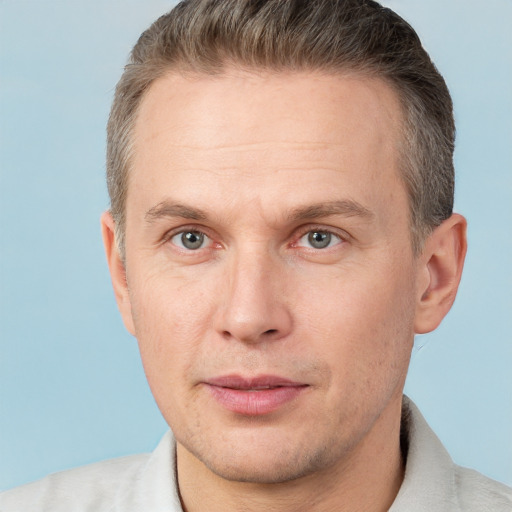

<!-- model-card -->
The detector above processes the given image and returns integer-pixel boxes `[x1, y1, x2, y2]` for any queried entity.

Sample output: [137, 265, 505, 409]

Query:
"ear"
[100, 211, 136, 336]
[414, 213, 467, 334]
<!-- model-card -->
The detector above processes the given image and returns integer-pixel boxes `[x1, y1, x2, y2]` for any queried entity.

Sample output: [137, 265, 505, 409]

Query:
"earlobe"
[100, 211, 136, 336]
[414, 214, 467, 334]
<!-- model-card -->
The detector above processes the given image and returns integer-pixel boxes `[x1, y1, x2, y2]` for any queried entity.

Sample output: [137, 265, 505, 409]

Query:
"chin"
[187, 435, 338, 485]
[205, 458, 319, 484]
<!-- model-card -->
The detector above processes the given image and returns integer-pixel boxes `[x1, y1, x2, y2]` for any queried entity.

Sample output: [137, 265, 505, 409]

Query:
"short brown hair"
[107, 0, 455, 257]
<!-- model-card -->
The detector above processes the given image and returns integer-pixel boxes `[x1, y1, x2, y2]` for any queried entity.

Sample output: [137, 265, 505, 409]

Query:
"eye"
[297, 230, 342, 249]
[170, 230, 211, 250]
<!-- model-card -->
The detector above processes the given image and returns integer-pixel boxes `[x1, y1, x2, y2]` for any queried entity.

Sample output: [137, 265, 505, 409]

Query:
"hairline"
[113, 64, 429, 261]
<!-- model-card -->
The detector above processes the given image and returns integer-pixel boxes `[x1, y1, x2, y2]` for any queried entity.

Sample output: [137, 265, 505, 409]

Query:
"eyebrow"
[145, 201, 207, 222]
[144, 198, 374, 224]
[287, 200, 374, 222]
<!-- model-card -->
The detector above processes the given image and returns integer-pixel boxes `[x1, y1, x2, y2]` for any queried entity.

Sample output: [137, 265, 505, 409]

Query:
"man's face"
[120, 70, 422, 482]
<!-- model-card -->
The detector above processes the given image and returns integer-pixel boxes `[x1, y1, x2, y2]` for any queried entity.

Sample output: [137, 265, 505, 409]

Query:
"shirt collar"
[390, 396, 460, 511]
[113, 430, 183, 512]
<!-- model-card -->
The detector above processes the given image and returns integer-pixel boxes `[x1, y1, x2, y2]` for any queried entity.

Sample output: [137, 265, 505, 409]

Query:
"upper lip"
[205, 374, 307, 390]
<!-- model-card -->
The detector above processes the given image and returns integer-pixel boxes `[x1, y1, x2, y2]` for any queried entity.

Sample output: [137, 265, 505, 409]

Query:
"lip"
[204, 374, 309, 416]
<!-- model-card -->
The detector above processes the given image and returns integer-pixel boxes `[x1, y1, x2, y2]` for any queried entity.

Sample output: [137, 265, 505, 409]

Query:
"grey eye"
[182, 231, 204, 249]
[307, 231, 332, 249]
[171, 230, 207, 250]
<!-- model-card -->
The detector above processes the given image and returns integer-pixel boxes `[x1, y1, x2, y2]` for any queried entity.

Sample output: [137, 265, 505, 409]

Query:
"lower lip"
[206, 385, 307, 416]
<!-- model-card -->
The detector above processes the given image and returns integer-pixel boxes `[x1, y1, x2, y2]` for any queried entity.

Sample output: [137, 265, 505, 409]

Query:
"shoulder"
[0, 431, 181, 512]
[0, 453, 149, 512]
[454, 465, 512, 511]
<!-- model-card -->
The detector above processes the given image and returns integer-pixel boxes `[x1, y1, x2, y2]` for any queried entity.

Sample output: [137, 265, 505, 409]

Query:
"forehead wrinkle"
[139, 137, 345, 152]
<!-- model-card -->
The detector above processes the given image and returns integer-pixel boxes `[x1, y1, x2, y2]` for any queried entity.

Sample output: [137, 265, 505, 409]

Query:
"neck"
[177, 397, 405, 512]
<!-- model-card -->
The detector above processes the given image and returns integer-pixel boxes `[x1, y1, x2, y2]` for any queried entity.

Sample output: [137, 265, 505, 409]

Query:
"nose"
[213, 249, 293, 344]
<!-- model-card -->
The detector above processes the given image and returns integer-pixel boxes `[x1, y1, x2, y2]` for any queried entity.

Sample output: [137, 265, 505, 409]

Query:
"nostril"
[264, 329, 278, 335]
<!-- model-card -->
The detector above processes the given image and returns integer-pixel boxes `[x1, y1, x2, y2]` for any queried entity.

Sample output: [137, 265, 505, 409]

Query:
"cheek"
[128, 270, 216, 395]
[296, 260, 416, 379]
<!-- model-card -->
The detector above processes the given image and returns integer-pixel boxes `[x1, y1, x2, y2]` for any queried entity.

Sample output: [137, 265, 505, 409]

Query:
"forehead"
[134, 68, 403, 151]
[129, 69, 406, 224]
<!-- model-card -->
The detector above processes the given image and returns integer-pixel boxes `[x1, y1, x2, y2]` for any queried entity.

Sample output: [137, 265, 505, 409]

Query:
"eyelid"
[291, 224, 350, 247]
[162, 224, 219, 250]
[161, 222, 350, 252]
[172, 231, 211, 250]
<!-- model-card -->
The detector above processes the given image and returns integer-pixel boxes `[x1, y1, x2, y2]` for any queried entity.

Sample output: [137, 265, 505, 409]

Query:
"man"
[1, 0, 511, 510]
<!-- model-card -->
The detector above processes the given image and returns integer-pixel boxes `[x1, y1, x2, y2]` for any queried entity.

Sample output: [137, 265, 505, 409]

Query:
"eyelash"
[163, 224, 348, 253]
[294, 228, 344, 250]
[163, 226, 217, 252]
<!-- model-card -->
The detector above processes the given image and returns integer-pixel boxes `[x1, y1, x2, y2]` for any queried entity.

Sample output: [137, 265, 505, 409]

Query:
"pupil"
[308, 231, 331, 249]
[182, 231, 203, 249]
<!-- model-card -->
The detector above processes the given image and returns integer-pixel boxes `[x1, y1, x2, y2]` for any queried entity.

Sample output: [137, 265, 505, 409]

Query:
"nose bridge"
[215, 242, 292, 343]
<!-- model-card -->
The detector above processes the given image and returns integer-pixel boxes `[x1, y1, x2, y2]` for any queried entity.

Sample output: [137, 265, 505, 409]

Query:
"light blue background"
[1, 0, 511, 491]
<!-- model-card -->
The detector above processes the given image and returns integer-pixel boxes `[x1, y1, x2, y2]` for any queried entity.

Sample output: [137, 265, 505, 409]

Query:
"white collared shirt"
[2, 398, 511, 511]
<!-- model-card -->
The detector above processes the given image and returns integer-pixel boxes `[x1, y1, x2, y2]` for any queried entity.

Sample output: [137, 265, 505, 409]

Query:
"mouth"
[204, 375, 309, 416]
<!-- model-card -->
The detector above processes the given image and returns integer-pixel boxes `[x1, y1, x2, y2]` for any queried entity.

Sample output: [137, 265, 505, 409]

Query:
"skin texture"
[102, 70, 467, 512]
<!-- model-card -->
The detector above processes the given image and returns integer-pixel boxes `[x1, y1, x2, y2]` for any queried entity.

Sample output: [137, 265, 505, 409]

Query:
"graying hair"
[107, 0, 454, 258]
